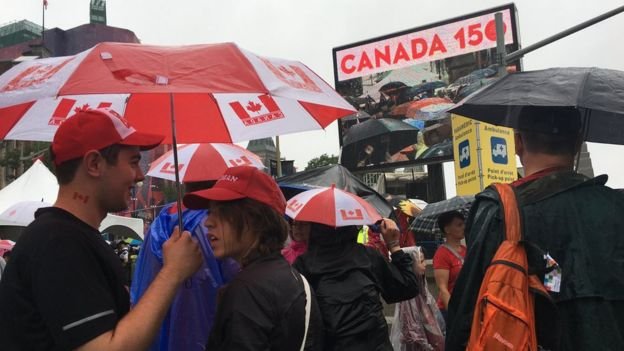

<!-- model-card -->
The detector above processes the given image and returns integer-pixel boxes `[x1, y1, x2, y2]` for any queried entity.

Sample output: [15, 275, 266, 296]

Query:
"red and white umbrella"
[0, 42, 355, 143]
[285, 185, 382, 227]
[147, 143, 265, 182]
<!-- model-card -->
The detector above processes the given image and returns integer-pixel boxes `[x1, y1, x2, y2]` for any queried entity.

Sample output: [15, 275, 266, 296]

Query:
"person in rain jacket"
[293, 219, 419, 351]
[446, 107, 624, 350]
[131, 181, 239, 351]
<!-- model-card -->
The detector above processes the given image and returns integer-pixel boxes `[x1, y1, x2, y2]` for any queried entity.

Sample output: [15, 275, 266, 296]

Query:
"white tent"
[0, 160, 58, 214]
[0, 160, 144, 239]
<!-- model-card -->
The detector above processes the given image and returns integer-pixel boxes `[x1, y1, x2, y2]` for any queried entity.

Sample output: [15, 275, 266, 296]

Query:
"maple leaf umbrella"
[147, 143, 265, 182]
[285, 185, 382, 227]
[0, 42, 355, 143]
[0, 42, 355, 225]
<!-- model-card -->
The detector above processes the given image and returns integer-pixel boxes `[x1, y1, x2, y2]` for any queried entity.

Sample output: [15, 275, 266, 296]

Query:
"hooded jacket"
[294, 226, 419, 351]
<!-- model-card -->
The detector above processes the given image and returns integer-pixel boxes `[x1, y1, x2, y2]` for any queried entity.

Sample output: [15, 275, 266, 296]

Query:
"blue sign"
[458, 139, 470, 168]
[491, 137, 508, 164]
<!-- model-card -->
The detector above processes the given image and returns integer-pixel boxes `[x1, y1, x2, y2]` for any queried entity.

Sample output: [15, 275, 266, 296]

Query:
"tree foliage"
[305, 153, 338, 171]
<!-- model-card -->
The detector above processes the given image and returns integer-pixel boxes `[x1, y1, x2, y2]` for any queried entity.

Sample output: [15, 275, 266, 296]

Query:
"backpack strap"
[492, 183, 521, 243]
[299, 273, 312, 351]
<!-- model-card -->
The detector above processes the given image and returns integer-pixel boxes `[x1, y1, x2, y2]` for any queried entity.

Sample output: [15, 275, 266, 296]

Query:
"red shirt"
[433, 244, 467, 309]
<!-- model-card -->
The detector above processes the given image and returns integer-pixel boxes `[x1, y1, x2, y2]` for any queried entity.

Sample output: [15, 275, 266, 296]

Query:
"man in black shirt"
[0, 108, 203, 351]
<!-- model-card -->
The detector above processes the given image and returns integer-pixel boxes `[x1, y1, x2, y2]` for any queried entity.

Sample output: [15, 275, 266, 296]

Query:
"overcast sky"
[2, 0, 624, 189]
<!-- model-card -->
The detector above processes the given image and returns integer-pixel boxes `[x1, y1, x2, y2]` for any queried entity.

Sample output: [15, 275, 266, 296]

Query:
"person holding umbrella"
[131, 143, 263, 351]
[0, 108, 203, 350]
[286, 186, 420, 351]
[183, 166, 323, 350]
[446, 107, 624, 350]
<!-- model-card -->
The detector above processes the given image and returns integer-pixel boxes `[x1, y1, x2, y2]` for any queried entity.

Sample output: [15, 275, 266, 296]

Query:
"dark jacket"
[207, 253, 323, 351]
[293, 234, 419, 351]
[446, 171, 624, 351]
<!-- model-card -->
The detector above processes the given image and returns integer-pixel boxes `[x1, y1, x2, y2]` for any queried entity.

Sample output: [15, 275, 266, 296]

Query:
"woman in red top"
[432, 211, 466, 320]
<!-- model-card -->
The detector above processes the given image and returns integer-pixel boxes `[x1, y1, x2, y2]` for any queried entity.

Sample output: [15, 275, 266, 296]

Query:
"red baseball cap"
[183, 166, 286, 214]
[51, 107, 164, 166]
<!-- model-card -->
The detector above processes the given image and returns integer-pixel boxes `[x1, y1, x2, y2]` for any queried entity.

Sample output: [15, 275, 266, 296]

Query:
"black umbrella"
[276, 164, 394, 218]
[449, 67, 624, 145]
[408, 195, 474, 236]
[341, 118, 420, 169]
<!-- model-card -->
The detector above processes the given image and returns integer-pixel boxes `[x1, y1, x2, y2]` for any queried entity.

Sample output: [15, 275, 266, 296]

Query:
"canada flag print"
[285, 186, 382, 227]
[229, 95, 284, 126]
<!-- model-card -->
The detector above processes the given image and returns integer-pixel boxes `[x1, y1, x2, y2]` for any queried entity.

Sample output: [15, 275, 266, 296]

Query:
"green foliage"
[305, 153, 338, 171]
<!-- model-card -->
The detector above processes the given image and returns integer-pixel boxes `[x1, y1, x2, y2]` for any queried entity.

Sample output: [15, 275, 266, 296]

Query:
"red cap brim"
[183, 187, 246, 209]
[119, 131, 164, 150]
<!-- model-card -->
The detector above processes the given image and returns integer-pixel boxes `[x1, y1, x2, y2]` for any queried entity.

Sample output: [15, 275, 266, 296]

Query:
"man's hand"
[379, 218, 401, 253]
[161, 227, 203, 284]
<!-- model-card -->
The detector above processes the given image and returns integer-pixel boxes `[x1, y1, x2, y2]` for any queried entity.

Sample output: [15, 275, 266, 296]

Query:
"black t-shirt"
[0, 207, 130, 350]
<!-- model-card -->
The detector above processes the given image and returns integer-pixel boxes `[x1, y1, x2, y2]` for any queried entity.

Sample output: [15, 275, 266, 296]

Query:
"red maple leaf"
[246, 101, 263, 113]
[74, 103, 91, 113]
[279, 65, 296, 77]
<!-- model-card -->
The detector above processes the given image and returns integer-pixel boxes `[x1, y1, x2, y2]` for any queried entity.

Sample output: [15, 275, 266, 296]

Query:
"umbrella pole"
[574, 109, 591, 172]
[169, 93, 184, 230]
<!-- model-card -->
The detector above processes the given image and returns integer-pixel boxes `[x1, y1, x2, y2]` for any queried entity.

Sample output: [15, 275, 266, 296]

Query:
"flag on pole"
[43, 0, 48, 10]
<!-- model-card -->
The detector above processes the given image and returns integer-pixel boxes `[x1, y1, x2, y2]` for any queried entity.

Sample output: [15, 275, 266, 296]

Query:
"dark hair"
[51, 144, 124, 185]
[308, 223, 359, 246]
[516, 106, 582, 157]
[210, 198, 288, 266]
[437, 211, 464, 234]
[518, 131, 581, 157]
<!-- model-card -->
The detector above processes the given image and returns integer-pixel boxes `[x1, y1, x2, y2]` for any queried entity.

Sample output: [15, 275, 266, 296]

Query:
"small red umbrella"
[285, 185, 382, 227]
[147, 143, 265, 182]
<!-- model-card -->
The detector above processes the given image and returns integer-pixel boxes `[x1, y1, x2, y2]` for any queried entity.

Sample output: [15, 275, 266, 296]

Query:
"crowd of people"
[0, 97, 623, 351]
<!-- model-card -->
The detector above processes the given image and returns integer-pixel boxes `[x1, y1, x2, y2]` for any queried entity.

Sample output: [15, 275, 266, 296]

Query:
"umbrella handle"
[169, 93, 184, 230]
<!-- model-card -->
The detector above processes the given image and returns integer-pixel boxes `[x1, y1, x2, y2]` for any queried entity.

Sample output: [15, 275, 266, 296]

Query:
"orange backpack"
[466, 183, 551, 351]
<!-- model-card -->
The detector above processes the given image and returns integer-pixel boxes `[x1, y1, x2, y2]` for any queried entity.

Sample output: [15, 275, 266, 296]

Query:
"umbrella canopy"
[276, 164, 394, 217]
[340, 118, 420, 169]
[0, 42, 355, 144]
[147, 143, 265, 182]
[408, 195, 474, 237]
[285, 186, 382, 227]
[449, 67, 624, 145]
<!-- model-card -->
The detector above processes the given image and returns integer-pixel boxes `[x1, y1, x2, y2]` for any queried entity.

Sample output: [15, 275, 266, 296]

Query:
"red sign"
[335, 9, 514, 81]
